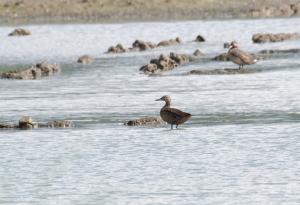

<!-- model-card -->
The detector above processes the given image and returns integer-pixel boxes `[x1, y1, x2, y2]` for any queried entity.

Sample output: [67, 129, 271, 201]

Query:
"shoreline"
[0, 0, 299, 25]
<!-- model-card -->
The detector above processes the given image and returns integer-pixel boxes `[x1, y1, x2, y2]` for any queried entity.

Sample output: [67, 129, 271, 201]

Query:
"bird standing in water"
[156, 95, 191, 129]
[227, 41, 258, 69]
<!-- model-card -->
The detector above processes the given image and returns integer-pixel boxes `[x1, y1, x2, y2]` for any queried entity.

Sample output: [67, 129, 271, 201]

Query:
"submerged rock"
[8, 28, 31, 36]
[189, 68, 258, 75]
[259, 48, 300, 54]
[0, 61, 60, 80]
[77, 55, 93, 64]
[252, 32, 300, 43]
[125, 116, 164, 126]
[157, 37, 182, 47]
[44, 120, 73, 128]
[195, 35, 205, 42]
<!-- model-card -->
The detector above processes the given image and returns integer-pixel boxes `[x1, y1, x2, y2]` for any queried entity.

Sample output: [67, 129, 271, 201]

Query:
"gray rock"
[193, 49, 204, 56]
[8, 28, 31, 36]
[157, 37, 182, 47]
[77, 55, 94, 64]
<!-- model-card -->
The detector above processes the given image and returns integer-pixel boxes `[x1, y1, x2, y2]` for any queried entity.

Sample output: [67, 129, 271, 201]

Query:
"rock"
[132, 40, 156, 51]
[259, 49, 300, 54]
[106, 43, 128, 53]
[46, 120, 72, 128]
[140, 52, 192, 74]
[193, 49, 204, 56]
[212, 53, 230, 61]
[151, 54, 178, 70]
[157, 37, 182, 47]
[0, 117, 72, 130]
[0, 123, 17, 129]
[189, 68, 258, 75]
[125, 116, 164, 126]
[139, 63, 158, 74]
[8, 28, 31, 36]
[18, 116, 35, 129]
[195, 35, 205, 42]
[169, 52, 190, 65]
[77, 55, 93, 64]
[252, 32, 300, 43]
[0, 61, 60, 80]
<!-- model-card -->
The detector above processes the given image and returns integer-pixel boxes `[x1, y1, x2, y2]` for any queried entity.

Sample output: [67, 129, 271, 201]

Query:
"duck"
[156, 95, 191, 129]
[227, 41, 258, 69]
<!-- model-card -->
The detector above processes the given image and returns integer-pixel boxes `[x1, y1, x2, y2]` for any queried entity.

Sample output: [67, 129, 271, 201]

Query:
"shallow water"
[0, 18, 300, 205]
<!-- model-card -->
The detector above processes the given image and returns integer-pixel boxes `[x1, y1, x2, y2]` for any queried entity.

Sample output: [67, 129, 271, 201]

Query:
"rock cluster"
[125, 116, 164, 126]
[0, 61, 60, 80]
[106, 44, 128, 53]
[106, 37, 183, 53]
[8, 28, 31, 36]
[0, 116, 72, 130]
[252, 32, 300, 43]
[140, 52, 190, 74]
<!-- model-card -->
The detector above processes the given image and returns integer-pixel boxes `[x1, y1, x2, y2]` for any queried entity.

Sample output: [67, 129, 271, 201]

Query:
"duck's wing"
[229, 48, 256, 64]
[161, 107, 191, 124]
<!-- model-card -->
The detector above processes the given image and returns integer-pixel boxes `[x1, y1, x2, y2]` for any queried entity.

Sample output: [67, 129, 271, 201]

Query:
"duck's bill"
[155, 98, 162, 101]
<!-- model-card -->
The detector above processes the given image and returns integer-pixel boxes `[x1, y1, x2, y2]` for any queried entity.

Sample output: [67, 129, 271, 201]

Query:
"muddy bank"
[0, 0, 299, 25]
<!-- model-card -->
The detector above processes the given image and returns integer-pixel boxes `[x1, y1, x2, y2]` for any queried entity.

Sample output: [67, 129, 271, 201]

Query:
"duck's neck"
[163, 101, 171, 109]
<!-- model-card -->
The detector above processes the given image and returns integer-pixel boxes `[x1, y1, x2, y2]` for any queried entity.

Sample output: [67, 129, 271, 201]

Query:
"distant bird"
[156, 95, 191, 129]
[227, 41, 258, 69]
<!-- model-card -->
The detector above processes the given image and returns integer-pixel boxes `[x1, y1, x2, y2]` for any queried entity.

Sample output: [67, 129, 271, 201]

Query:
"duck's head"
[156, 95, 171, 102]
[229, 41, 239, 49]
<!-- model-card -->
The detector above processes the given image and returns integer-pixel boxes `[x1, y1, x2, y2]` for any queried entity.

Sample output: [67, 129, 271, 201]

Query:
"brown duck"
[227, 41, 258, 69]
[156, 95, 191, 129]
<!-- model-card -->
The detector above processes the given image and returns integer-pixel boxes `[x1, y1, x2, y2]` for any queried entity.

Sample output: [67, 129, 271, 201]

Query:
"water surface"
[0, 18, 300, 205]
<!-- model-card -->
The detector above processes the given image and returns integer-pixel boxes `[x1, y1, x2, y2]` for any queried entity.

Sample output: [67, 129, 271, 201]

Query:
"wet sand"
[0, 0, 300, 25]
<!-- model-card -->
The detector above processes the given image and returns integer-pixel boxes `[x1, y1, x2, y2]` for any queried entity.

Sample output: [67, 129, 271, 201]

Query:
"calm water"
[0, 18, 300, 205]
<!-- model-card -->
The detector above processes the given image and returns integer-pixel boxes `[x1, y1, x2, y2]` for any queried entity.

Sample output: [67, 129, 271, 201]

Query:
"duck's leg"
[176, 125, 178, 129]
[239, 65, 241, 70]
[171, 124, 173, 129]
